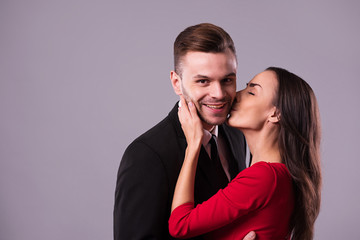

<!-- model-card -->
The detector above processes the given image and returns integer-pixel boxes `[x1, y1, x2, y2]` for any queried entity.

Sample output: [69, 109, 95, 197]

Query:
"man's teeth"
[205, 104, 225, 109]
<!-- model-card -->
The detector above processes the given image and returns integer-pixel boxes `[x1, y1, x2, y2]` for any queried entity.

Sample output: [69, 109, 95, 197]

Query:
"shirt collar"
[202, 125, 218, 146]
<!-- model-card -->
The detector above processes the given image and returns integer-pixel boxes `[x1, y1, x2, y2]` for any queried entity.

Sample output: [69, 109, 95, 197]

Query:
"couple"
[114, 23, 321, 240]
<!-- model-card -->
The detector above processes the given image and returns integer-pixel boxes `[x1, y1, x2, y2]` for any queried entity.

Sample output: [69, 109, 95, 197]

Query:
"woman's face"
[227, 70, 278, 131]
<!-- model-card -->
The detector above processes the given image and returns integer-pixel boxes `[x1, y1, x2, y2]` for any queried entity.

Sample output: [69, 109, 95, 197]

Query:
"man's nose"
[209, 82, 225, 98]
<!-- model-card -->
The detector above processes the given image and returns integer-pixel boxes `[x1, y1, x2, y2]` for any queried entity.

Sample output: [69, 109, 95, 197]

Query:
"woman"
[169, 67, 322, 240]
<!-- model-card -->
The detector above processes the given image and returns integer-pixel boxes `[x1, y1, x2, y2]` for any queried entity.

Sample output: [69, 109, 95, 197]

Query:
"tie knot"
[209, 134, 217, 145]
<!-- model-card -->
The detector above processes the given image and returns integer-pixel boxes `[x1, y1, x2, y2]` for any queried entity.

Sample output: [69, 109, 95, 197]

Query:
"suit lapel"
[219, 125, 240, 180]
[220, 124, 247, 174]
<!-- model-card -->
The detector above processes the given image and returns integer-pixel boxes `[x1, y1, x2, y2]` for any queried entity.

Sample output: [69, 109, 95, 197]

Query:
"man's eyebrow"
[193, 72, 236, 79]
[193, 74, 209, 79]
[225, 73, 236, 78]
[247, 82, 263, 88]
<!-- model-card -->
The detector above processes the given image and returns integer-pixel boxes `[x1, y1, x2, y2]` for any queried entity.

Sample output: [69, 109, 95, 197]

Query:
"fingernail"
[188, 102, 193, 107]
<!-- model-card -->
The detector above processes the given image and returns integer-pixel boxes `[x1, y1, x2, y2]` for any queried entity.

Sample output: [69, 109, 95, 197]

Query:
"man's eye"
[248, 92, 255, 95]
[223, 78, 234, 83]
[198, 79, 207, 84]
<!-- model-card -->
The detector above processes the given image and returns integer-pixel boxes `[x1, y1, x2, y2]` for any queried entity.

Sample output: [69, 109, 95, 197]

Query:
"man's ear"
[170, 71, 182, 96]
[268, 107, 281, 123]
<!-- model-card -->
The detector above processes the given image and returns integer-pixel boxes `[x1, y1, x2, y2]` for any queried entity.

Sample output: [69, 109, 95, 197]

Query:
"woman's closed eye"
[246, 83, 255, 95]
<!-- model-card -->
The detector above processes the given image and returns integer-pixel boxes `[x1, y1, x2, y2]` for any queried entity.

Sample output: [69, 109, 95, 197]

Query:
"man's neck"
[202, 122, 216, 132]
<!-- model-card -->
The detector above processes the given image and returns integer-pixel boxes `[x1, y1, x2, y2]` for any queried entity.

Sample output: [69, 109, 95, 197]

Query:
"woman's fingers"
[180, 96, 196, 120]
[178, 96, 200, 127]
[178, 95, 190, 122]
[178, 96, 203, 144]
[187, 101, 198, 121]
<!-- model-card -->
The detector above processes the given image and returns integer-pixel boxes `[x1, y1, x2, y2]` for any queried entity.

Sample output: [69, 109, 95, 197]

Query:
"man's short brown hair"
[173, 23, 236, 76]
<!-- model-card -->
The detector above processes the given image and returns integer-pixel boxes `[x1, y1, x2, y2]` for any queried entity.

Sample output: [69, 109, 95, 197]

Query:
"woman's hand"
[178, 95, 203, 147]
[171, 95, 203, 212]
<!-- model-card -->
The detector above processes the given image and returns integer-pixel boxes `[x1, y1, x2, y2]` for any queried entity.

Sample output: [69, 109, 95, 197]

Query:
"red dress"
[169, 161, 294, 240]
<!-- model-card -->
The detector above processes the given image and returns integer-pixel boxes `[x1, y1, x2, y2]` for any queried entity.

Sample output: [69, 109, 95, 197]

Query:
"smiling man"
[171, 49, 237, 130]
[114, 23, 255, 240]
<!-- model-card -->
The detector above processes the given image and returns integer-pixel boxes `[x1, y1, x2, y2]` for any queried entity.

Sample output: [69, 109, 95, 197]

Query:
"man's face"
[171, 50, 237, 130]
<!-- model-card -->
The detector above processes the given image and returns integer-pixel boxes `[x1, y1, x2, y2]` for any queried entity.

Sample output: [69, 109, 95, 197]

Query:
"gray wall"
[1, 0, 359, 239]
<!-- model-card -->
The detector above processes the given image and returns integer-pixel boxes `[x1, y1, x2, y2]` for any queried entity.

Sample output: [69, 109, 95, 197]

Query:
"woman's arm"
[170, 139, 201, 212]
[171, 96, 203, 212]
[169, 163, 277, 239]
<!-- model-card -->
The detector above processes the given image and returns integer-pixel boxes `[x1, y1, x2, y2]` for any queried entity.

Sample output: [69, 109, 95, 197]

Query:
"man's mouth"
[204, 103, 226, 109]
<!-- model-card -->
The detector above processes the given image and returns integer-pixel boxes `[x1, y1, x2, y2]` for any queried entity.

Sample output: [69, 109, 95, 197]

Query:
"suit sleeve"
[114, 141, 169, 240]
[168, 163, 277, 238]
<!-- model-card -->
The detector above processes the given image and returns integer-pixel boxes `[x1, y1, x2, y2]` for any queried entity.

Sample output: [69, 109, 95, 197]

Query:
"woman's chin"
[226, 117, 243, 131]
[226, 117, 234, 127]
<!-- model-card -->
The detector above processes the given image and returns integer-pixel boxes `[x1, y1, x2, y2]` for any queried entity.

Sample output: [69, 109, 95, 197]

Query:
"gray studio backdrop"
[1, 0, 359, 239]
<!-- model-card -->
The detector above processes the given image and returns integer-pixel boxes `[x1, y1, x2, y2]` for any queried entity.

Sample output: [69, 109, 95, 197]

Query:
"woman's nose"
[235, 91, 243, 101]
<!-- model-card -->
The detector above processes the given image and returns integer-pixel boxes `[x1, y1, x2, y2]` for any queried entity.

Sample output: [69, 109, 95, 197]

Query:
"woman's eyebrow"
[247, 82, 262, 88]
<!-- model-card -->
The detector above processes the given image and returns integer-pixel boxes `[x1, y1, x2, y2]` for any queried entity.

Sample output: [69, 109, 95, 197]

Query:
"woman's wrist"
[185, 141, 201, 159]
[187, 139, 202, 150]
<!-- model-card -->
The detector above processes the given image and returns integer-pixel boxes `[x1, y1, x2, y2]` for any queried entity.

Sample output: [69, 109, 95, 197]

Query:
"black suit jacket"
[114, 103, 247, 240]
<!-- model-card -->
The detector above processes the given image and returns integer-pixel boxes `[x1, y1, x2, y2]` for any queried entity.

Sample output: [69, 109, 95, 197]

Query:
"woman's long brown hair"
[267, 67, 322, 240]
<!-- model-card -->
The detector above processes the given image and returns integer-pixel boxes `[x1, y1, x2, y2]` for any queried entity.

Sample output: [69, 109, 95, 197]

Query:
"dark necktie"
[209, 135, 229, 189]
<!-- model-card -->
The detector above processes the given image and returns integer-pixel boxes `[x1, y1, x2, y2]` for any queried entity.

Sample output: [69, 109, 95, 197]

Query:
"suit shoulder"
[121, 111, 183, 165]
[132, 114, 178, 146]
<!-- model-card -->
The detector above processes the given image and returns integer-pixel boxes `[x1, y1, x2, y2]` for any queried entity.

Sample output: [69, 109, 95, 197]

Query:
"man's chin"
[201, 116, 228, 128]
[197, 107, 231, 128]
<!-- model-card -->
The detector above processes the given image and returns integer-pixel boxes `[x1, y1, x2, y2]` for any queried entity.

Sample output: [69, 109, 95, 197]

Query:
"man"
[114, 23, 255, 240]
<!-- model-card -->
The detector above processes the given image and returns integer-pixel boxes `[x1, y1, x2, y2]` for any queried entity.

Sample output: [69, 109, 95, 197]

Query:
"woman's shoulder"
[234, 161, 290, 186]
[243, 161, 283, 174]
[222, 162, 289, 209]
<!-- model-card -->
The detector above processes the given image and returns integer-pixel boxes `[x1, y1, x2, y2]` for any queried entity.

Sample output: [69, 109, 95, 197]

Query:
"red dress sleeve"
[168, 162, 279, 238]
